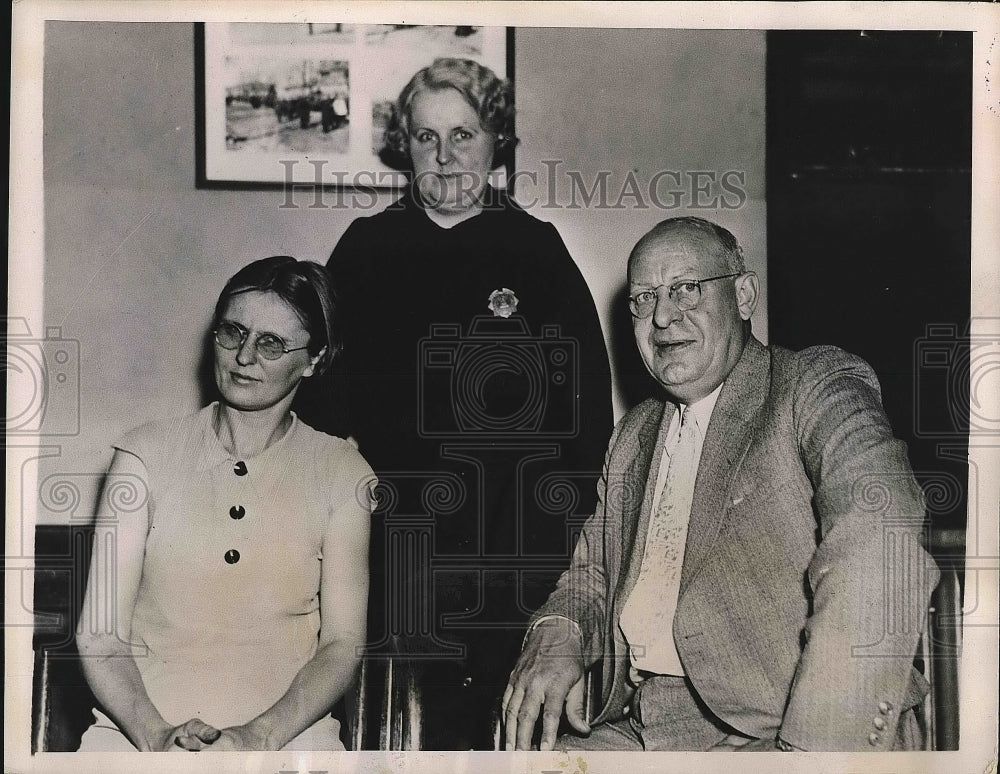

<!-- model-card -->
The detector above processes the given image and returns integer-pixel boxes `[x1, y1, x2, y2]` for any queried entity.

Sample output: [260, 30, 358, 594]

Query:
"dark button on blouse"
[229, 505, 246, 520]
[224, 549, 240, 564]
[233, 461, 248, 476]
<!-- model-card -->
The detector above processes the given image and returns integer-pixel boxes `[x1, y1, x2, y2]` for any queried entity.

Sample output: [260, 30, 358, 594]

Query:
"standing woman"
[295, 58, 613, 749]
[77, 257, 376, 751]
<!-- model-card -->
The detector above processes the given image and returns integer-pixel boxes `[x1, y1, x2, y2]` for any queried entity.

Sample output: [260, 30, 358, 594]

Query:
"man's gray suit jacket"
[535, 336, 939, 751]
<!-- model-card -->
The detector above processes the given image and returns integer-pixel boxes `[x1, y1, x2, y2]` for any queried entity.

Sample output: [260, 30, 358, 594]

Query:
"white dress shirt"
[527, 385, 723, 678]
[623, 383, 723, 679]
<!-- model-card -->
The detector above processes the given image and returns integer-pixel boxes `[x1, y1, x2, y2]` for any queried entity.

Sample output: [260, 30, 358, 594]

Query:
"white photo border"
[8, 3, 999, 774]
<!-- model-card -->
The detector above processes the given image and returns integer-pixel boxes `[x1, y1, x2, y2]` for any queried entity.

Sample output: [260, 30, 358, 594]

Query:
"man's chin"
[652, 359, 691, 385]
[651, 365, 699, 398]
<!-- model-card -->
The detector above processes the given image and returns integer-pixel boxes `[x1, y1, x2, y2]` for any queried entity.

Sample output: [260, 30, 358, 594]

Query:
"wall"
[38, 22, 765, 524]
[513, 27, 767, 408]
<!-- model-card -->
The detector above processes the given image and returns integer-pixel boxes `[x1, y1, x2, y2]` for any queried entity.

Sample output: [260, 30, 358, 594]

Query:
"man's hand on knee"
[502, 617, 590, 750]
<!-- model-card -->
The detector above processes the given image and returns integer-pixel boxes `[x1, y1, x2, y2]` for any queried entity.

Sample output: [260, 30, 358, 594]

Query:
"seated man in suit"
[502, 216, 939, 752]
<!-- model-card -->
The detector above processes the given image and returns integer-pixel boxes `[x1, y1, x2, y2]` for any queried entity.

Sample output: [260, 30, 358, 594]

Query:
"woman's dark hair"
[213, 256, 338, 375]
[381, 57, 517, 170]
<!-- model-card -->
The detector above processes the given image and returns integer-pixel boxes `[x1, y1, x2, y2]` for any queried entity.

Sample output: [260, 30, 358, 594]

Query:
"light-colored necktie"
[620, 408, 700, 676]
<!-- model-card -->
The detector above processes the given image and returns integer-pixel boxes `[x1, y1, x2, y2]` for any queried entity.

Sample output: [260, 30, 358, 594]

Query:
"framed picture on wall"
[196, 22, 512, 188]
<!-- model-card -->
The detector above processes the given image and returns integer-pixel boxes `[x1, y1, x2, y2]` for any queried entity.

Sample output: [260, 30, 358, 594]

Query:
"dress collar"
[398, 183, 508, 225]
[194, 402, 299, 472]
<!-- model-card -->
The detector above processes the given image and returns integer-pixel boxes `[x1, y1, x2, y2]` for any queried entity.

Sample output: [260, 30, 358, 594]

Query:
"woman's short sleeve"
[112, 422, 155, 466]
[109, 411, 207, 509]
[323, 438, 379, 520]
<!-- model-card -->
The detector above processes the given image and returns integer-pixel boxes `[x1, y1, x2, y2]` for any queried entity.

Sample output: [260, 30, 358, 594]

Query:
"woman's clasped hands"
[158, 719, 267, 752]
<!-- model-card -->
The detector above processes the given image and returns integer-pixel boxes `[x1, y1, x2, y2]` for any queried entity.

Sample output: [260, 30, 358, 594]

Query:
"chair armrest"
[927, 567, 961, 751]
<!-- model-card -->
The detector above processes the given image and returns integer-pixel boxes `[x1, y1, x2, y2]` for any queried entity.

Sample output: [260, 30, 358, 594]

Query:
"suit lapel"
[679, 337, 770, 595]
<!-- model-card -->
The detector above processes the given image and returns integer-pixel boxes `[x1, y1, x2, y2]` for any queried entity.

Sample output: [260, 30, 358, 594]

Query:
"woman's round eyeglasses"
[214, 321, 309, 361]
[628, 273, 741, 318]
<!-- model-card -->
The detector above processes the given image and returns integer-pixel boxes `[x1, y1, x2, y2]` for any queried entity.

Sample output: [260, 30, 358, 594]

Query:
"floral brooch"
[487, 288, 519, 318]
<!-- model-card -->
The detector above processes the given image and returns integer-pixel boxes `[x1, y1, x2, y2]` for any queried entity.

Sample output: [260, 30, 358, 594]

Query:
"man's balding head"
[628, 217, 758, 403]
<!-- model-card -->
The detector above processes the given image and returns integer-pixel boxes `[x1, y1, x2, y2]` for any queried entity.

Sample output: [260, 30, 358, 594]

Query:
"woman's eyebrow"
[220, 319, 289, 340]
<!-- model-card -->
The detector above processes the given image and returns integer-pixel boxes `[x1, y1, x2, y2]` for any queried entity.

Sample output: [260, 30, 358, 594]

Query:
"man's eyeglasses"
[628, 273, 741, 318]
[213, 321, 309, 361]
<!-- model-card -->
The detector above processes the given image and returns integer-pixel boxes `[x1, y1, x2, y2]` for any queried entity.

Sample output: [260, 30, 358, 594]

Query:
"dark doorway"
[766, 30, 971, 750]
[767, 30, 971, 530]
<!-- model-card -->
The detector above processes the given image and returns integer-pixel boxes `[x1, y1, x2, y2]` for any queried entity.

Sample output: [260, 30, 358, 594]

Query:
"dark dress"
[294, 185, 613, 749]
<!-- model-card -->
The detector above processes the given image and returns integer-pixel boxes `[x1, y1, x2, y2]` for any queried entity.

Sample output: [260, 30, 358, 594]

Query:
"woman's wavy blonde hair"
[380, 57, 517, 170]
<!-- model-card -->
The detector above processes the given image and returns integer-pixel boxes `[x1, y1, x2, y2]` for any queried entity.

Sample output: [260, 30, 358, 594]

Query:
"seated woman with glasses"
[76, 256, 376, 751]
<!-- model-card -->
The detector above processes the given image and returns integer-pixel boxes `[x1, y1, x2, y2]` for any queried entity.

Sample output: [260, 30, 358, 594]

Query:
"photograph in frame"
[198, 21, 510, 187]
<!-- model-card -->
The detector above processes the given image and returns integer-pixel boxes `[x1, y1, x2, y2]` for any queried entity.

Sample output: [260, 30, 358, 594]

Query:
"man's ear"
[735, 272, 759, 321]
[303, 346, 328, 378]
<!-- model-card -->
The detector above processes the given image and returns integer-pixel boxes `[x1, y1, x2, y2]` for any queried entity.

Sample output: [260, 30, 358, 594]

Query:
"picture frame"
[196, 22, 512, 188]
